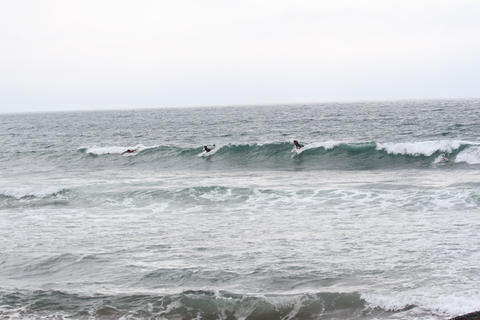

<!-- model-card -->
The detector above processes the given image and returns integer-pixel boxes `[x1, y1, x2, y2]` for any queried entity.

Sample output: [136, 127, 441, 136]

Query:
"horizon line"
[1, 96, 479, 116]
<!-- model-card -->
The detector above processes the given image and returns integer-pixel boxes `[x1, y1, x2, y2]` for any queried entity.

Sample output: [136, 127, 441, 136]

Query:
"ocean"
[0, 100, 479, 319]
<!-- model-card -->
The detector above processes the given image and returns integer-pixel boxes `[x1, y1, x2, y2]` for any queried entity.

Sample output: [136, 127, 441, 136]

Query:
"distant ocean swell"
[0, 289, 419, 320]
[75, 140, 480, 169]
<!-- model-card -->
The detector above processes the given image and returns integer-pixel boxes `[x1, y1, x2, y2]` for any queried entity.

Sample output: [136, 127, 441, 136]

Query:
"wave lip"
[376, 140, 471, 156]
[78, 144, 159, 156]
[455, 146, 480, 164]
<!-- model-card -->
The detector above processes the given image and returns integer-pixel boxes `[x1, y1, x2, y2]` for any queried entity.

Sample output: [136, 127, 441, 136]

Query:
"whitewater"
[0, 100, 479, 319]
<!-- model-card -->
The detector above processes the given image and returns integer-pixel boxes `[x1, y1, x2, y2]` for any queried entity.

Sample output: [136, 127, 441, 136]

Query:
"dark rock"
[449, 311, 480, 320]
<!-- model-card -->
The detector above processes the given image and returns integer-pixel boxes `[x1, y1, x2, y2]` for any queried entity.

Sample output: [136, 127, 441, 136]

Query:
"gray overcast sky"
[1, 0, 479, 113]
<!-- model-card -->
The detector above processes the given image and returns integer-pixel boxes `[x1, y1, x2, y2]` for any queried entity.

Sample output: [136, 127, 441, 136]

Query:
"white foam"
[363, 291, 480, 317]
[455, 146, 480, 164]
[0, 185, 68, 199]
[0, 305, 70, 320]
[376, 140, 466, 156]
[80, 144, 156, 156]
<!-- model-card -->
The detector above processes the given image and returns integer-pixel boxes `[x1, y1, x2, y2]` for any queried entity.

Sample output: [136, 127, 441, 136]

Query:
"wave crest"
[455, 146, 480, 164]
[76, 140, 480, 170]
[78, 144, 159, 156]
[376, 140, 469, 156]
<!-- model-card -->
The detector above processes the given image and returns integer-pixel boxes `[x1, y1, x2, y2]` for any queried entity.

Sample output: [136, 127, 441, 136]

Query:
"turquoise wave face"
[73, 141, 478, 170]
[1, 100, 480, 173]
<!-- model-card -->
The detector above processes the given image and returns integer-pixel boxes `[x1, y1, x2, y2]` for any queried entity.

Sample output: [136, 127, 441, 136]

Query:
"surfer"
[203, 145, 216, 153]
[122, 149, 137, 155]
[438, 153, 449, 163]
[293, 140, 304, 149]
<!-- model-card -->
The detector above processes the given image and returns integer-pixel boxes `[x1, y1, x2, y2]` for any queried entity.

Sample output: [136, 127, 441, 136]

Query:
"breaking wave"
[76, 140, 480, 170]
[0, 289, 414, 320]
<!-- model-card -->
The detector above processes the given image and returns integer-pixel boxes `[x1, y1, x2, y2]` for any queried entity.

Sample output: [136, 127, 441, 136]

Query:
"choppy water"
[1, 100, 480, 319]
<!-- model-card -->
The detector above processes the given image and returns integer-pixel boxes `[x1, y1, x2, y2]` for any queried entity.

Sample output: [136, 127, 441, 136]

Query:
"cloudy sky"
[1, 0, 479, 113]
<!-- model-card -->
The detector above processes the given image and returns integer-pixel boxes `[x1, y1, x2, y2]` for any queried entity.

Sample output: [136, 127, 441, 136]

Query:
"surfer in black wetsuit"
[122, 149, 137, 155]
[203, 145, 216, 153]
[293, 140, 304, 149]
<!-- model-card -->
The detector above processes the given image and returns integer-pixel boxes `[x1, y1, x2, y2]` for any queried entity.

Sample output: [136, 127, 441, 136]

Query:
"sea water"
[0, 100, 479, 319]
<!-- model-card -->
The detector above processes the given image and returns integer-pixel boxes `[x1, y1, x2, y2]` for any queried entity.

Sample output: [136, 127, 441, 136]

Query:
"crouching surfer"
[203, 145, 215, 153]
[293, 140, 304, 149]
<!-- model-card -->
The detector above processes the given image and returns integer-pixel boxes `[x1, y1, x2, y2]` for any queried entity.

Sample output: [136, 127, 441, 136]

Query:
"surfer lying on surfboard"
[122, 149, 137, 155]
[293, 140, 304, 149]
